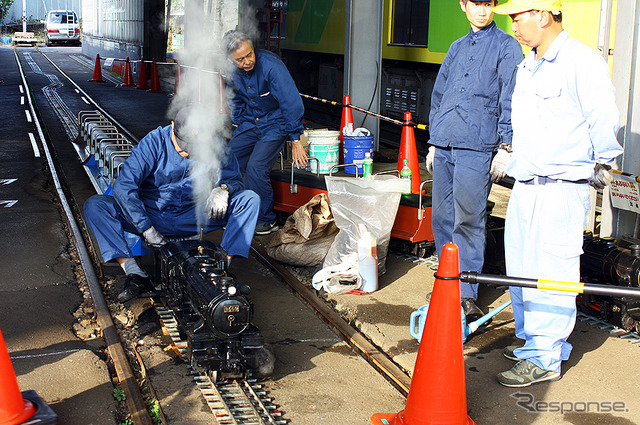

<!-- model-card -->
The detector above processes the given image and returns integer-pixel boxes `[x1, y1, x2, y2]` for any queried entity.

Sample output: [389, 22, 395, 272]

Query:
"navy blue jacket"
[112, 124, 244, 233]
[227, 49, 304, 142]
[429, 22, 523, 151]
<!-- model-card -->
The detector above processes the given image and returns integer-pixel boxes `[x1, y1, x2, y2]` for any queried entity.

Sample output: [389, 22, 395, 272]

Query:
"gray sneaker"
[497, 359, 561, 387]
[503, 344, 523, 361]
[255, 222, 279, 235]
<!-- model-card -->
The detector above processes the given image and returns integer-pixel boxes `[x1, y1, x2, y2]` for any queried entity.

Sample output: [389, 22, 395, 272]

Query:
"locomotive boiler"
[155, 239, 275, 381]
[580, 230, 640, 332]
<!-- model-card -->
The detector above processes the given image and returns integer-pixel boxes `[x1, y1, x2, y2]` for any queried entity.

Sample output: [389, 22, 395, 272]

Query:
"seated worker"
[84, 106, 260, 302]
[222, 29, 308, 235]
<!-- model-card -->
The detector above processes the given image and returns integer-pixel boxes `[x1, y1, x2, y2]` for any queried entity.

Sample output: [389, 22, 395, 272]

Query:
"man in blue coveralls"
[84, 106, 260, 302]
[222, 30, 308, 235]
[493, 0, 622, 386]
[425, 0, 523, 321]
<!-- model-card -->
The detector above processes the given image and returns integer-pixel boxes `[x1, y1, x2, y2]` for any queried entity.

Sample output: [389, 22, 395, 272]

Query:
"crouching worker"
[84, 106, 260, 302]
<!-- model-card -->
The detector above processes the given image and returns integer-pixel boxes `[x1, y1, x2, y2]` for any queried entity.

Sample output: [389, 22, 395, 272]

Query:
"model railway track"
[19, 48, 286, 424]
[155, 304, 286, 425]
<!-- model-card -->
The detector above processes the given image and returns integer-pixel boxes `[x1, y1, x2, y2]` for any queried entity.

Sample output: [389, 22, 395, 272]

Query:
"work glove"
[206, 187, 229, 221]
[142, 226, 167, 248]
[490, 148, 512, 183]
[425, 146, 436, 174]
[590, 163, 613, 190]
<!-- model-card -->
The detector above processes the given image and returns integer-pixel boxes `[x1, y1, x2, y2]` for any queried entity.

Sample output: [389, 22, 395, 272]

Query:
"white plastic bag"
[322, 175, 404, 275]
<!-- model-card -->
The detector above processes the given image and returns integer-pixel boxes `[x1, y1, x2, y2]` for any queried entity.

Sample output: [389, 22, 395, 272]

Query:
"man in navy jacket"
[84, 106, 259, 302]
[223, 30, 307, 235]
[426, 0, 523, 321]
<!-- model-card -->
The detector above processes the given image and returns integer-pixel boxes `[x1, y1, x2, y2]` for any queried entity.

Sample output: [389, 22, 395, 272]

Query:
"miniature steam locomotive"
[580, 231, 640, 333]
[154, 239, 274, 381]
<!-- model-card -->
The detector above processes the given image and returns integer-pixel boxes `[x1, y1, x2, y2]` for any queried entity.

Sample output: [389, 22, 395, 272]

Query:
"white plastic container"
[357, 224, 378, 293]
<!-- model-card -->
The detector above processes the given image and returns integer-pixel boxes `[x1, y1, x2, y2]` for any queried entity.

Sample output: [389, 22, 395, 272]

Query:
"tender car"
[44, 10, 81, 46]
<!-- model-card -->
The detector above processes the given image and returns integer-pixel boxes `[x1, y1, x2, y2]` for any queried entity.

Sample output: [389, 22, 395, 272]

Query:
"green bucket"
[308, 130, 340, 174]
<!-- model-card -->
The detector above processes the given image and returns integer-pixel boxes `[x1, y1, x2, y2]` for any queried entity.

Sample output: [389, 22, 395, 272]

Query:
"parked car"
[44, 10, 80, 46]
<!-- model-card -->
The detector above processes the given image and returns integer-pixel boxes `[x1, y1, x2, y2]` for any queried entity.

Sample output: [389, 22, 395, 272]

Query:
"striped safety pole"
[461, 271, 640, 299]
[299, 93, 428, 131]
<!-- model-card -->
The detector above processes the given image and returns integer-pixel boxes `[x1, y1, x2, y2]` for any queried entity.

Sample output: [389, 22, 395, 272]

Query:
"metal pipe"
[461, 271, 640, 299]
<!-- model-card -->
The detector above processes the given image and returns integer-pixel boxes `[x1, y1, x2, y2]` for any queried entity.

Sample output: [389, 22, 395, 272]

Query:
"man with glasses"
[492, 0, 622, 387]
[222, 30, 308, 235]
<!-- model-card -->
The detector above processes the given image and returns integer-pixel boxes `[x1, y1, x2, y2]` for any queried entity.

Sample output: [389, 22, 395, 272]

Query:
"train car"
[278, 0, 615, 132]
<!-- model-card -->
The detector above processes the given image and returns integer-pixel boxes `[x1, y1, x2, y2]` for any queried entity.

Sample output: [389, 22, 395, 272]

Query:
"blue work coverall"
[505, 31, 622, 373]
[226, 49, 304, 224]
[429, 22, 523, 298]
[84, 124, 259, 261]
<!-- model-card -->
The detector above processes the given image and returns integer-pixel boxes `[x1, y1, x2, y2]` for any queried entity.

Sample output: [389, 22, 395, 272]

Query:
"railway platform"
[2, 43, 640, 425]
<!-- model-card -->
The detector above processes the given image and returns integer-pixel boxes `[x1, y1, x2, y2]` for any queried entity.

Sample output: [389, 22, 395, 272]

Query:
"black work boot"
[117, 274, 151, 303]
[461, 297, 485, 323]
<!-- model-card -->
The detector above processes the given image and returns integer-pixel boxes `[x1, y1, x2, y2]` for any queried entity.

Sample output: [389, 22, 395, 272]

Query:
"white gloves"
[590, 163, 612, 190]
[425, 146, 436, 174]
[142, 226, 167, 248]
[206, 187, 229, 221]
[490, 148, 512, 183]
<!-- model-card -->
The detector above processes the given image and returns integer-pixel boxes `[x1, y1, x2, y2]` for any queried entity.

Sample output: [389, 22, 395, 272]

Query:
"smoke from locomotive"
[155, 239, 275, 381]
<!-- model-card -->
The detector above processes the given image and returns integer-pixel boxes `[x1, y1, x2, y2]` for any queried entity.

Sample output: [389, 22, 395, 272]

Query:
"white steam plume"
[166, 1, 256, 228]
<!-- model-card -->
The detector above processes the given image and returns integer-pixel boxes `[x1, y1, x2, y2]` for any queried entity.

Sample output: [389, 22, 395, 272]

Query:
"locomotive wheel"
[620, 307, 640, 333]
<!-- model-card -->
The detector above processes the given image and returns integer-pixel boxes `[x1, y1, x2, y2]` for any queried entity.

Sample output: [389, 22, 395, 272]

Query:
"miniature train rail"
[155, 304, 287, 425]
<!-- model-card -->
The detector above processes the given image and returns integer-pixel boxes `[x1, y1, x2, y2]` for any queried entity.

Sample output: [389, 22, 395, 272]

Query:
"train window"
[391, 0, 430, 47]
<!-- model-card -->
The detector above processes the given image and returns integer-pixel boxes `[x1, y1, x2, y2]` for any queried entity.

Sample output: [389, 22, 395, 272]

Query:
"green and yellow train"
[279, 0, 615, 130]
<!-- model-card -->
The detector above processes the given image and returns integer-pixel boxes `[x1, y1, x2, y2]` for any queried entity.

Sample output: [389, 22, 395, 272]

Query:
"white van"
[44, 10, 80, 46]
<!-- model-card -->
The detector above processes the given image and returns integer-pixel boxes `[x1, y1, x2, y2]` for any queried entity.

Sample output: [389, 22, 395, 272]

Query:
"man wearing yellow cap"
[492, 0, 623, 387]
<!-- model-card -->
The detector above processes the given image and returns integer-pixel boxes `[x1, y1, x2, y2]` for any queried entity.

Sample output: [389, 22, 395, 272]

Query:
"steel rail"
[42, 52, 140, 143]
[155, 304, 286, 424]
[14, 49, 152, 425]
[250, 243, 412, 396]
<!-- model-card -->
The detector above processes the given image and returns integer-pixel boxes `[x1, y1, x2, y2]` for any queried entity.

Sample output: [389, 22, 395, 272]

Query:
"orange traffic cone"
[371, 242, 476, 425]
[397, 112, 421, 194]
[0, 328, 36, 424]
[87, 54, 105, 83]
[147, 59, 163, 93]
[122, 57, 134, 87]
[136, 57, 149, 90]
[340, 94, 355, 164]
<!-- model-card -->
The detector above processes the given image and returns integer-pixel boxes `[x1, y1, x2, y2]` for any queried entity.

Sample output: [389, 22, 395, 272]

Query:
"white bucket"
[307, 130, 340, 174]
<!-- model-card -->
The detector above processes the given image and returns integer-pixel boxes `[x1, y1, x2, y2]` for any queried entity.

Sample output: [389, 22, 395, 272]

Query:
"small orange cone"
[371, 242, 476, 425]
[0, 328, 36, 424]
[397, 112, 421, 194]
[136, 57, 149, 90]
[147, 59, 163, 93]
[122, 57, 134, 87]
[87, 54, 105, 83]
[340, 94, 355, 164]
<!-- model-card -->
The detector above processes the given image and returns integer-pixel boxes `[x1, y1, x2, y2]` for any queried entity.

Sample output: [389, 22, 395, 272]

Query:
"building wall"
[2, 0, 82, 24]
[81, 0, 145, 62]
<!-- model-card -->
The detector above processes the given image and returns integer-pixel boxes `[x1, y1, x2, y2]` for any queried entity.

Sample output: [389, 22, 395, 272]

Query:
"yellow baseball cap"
[492, 0, 562, 15]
